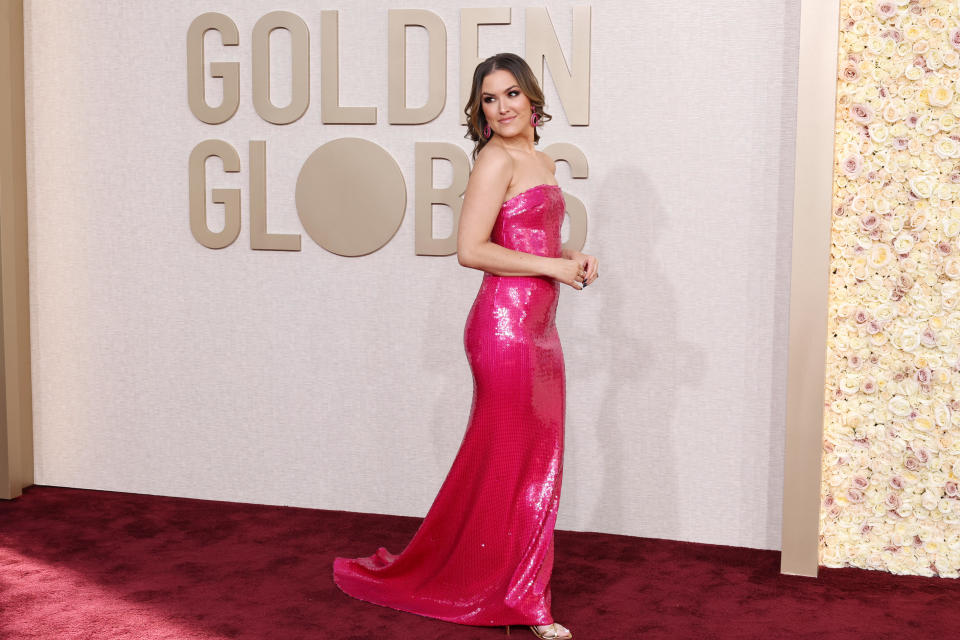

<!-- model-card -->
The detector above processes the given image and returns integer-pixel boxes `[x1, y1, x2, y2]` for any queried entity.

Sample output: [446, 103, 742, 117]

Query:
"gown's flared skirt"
[332, 273, 565, 627]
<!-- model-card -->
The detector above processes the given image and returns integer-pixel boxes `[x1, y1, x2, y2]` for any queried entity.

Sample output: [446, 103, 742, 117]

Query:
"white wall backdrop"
[23, 0, 800, 550]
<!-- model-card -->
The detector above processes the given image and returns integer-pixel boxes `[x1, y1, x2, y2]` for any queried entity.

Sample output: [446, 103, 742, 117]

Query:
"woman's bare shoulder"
[475, 143, 513, 169]
[535, 149, 557, 174]
[471, 143, 514, 183]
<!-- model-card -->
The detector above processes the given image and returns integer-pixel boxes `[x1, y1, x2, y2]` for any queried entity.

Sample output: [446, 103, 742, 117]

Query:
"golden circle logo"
[295, 139, 407, 256]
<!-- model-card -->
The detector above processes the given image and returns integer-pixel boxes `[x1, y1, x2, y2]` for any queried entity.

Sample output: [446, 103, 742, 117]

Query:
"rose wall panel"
[820, 0, 960, 576]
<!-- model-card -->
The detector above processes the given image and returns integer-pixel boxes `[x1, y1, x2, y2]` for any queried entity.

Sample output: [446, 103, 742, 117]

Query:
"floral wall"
[821, 0, 960, 576]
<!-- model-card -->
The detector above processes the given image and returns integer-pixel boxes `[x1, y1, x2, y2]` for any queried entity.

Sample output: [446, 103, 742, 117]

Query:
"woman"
[333, 52, 599, 640]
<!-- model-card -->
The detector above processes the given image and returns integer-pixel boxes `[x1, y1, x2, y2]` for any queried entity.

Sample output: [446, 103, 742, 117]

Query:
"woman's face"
[480, 69, 533, 139]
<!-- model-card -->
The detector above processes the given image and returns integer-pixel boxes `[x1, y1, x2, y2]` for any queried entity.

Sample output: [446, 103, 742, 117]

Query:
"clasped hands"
[556, 249, 599, 291]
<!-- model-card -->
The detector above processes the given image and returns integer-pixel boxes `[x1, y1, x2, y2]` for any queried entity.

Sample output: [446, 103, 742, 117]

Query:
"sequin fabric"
[332, 183, 566, 627]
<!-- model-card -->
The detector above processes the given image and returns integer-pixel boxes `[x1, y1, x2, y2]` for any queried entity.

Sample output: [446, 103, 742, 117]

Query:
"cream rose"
[929, 86, 955, 108]
[944, 257, 960, 279]
[934, 135, 960, 159]
[893, 233, 915, 254]
[889, 395, 914, 416]
[942, 217, 960, 237]
[869, 122, 891, 143]
[909, 174, 937, 198]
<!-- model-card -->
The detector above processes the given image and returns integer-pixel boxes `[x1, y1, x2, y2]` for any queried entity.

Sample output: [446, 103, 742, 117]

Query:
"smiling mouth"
[499, 116, 515, 123]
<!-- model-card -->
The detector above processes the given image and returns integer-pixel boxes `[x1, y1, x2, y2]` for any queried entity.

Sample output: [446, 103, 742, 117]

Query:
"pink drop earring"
[530, 110, 540, 127]
[483, 123, 492, 138]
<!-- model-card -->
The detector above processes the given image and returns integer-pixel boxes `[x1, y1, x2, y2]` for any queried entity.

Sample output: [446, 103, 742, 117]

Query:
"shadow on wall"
[585, 165, 706, 539]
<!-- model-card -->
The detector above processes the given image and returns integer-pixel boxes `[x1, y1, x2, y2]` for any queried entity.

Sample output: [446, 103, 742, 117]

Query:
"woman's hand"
[560, 250, 599, 288]
[551, 258, 586, 290]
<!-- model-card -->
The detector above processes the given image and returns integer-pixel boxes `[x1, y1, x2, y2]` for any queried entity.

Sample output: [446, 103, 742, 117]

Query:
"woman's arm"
[456, 146, 558, 278]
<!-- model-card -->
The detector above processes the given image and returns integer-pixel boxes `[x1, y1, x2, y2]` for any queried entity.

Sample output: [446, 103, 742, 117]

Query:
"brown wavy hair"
[464, 53, 552, 160]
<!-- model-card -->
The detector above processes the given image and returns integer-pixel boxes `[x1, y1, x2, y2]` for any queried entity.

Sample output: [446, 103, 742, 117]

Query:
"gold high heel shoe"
[504, 623, 573, 639]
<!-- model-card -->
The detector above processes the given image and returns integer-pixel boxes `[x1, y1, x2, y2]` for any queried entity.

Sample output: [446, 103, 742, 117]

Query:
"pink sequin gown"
[332, 183, 566, 627]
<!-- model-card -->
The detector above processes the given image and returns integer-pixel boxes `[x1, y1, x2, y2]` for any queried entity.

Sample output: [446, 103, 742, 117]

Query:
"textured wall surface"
[24, 0, 800, 550]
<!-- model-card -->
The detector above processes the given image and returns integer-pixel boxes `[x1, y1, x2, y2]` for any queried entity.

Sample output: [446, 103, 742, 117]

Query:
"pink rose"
[850, 103, 875, 125]
[916, 367, 932, 384]
[843, 65, 860, 81]
[861, 377, 876, 393]
[893, 137, 909, 151]
[854, 308, 870, 324]
[853, 476, 869, 490]
[861, 213, 879, 229]
[847, 488, 866, 503]
[885, 493, 902, 510]
[890, 475, 905, 490]
[843, 155, 864, 177]
[906, 113, 919, 128]
[951, 27, 960, 50]
[904, 455, 921, 471]
[875, 1, 897, 19]
[849, 354, 863, 369]
[945, 481, 958, 497]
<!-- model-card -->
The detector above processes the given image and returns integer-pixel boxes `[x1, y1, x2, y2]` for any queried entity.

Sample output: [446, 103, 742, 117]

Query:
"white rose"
[893, 233, 915, 254]
[934, 135, 960, 159]
[944, 257, 960, 279]
[909, 174, 937, 198]
[942, 217, 960, 237]
[889, 395, 913, 416]
[840, 374, 862, 395]
[918, 114, 942, 136]
[869, 122, 890, 143]
[874, 302, 897, 323]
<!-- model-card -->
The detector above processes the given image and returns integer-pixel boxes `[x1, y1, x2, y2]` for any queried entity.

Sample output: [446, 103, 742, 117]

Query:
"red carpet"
[1, 486, 958, 639]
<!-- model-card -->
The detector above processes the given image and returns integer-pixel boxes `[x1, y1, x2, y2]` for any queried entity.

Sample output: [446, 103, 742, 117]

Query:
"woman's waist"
[472, 274, 559, 313]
